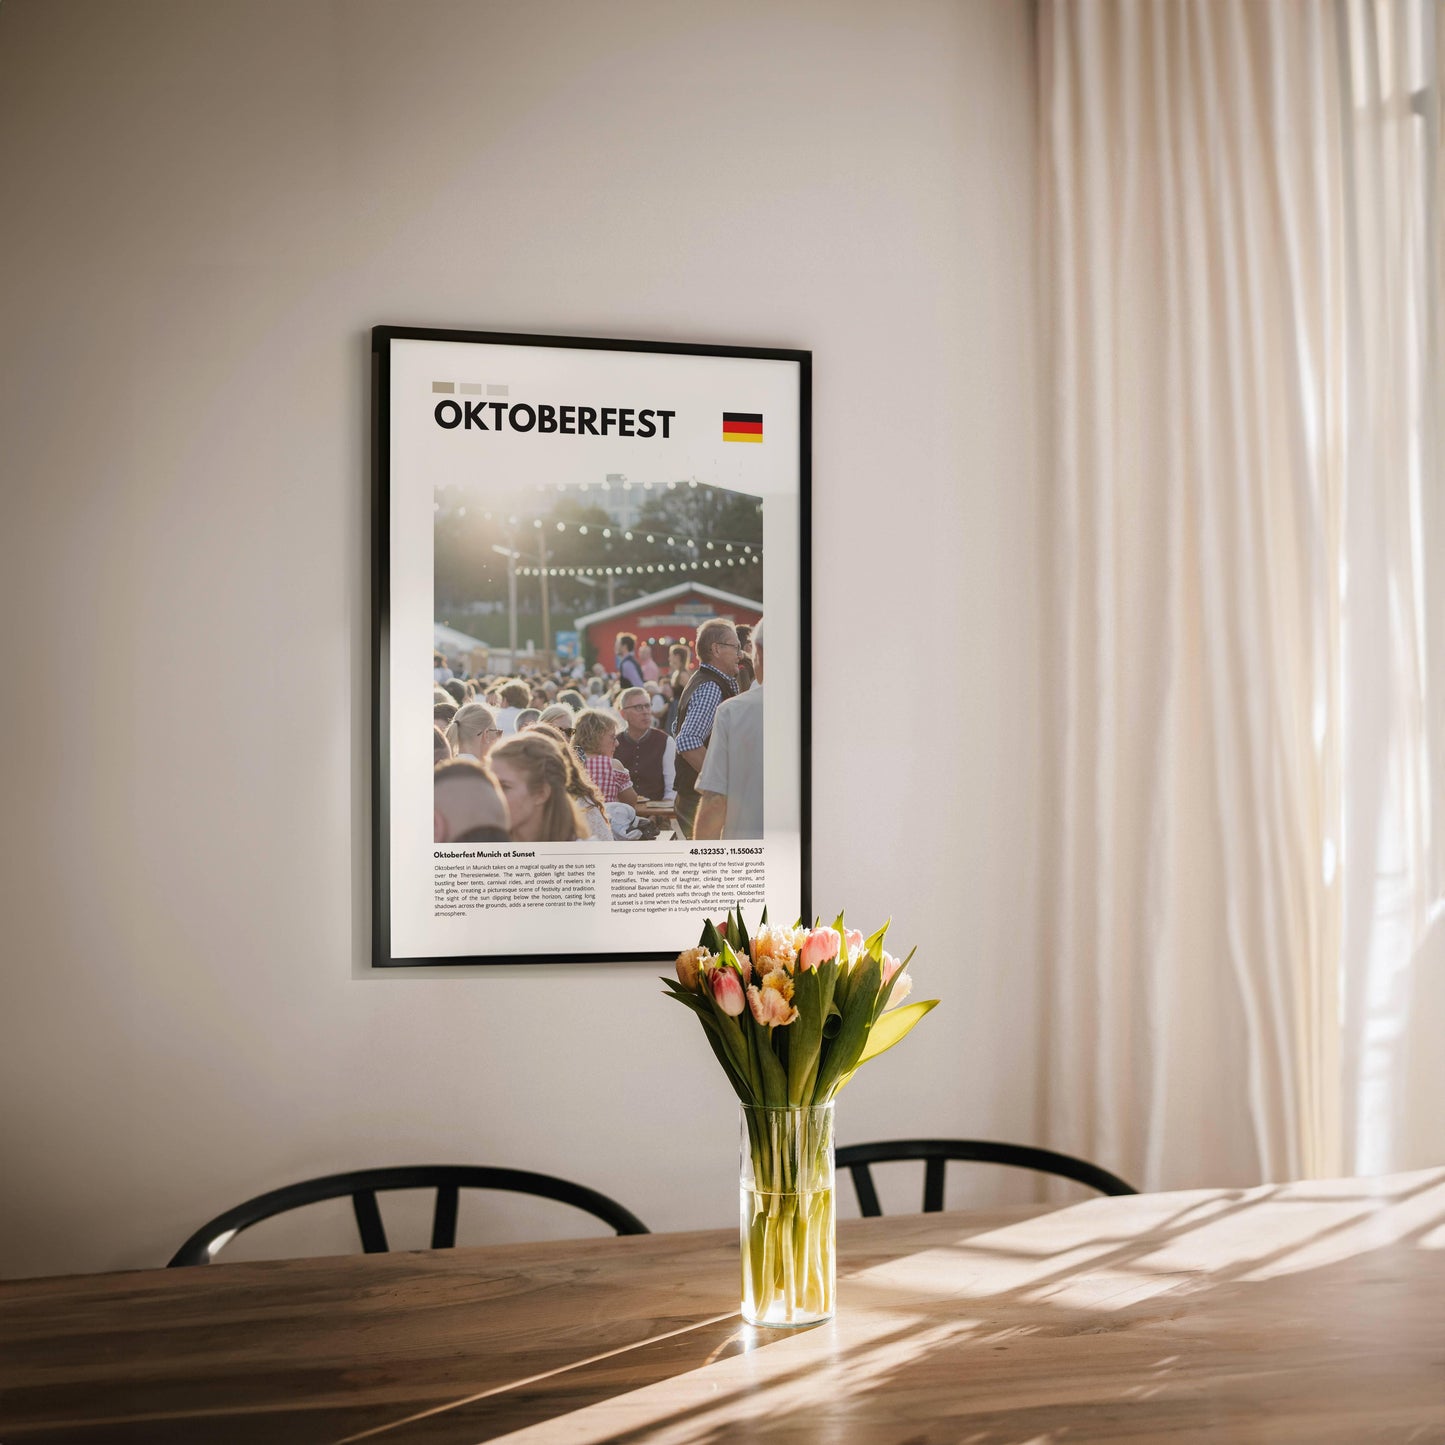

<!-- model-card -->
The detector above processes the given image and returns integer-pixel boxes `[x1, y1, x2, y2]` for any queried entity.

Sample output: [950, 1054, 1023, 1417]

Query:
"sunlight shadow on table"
[445, 1170, 1445, 1445]
[334, 1311, 753, 1443]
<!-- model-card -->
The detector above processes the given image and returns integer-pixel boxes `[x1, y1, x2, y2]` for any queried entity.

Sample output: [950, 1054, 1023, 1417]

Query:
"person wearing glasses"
[538, 703, 577, 738]
[614, 687, 676, 803]
[445, 702, 504, 763]
[695, 620, 765, 840]
[672, 618, 742, 838]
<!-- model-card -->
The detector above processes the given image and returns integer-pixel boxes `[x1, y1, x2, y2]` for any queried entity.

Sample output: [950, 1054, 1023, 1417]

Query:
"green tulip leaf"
[855, 999, 939, 1069]
[757, 1029, 788, 1106]
[786, 966, 824, 1105]
[812, 953, 882, 1101]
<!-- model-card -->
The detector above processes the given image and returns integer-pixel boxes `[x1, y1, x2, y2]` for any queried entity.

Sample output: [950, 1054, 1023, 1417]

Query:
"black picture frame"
[372, 325, 811, 967]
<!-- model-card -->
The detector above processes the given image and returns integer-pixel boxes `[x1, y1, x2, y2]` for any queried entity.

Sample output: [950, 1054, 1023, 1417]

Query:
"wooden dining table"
[3, 1167, 1444, 1443]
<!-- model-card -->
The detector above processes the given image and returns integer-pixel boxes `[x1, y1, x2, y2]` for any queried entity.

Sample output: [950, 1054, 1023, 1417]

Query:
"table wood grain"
[3, 1169, 1444, 1443]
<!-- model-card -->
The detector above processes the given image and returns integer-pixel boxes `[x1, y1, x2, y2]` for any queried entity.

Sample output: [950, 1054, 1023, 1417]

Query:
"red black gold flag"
[723, 411, 763, 443]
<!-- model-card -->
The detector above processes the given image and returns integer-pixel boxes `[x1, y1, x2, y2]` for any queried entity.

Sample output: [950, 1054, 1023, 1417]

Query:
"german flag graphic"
[723, 411, 763, 443]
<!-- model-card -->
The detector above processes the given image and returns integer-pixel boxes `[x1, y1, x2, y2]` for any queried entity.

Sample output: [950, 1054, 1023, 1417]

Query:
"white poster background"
[386, 336, 803, 961]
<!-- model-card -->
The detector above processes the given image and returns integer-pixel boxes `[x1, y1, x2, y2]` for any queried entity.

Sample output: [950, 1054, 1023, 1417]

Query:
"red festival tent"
[573, 582, 762, 670]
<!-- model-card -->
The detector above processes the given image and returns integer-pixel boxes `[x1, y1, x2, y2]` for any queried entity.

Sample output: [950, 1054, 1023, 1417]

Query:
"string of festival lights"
[515, 555, 758, 578]
[436, 476, 762, 580]
[438, 510, 760, 561]
[440, 510, 758, 549]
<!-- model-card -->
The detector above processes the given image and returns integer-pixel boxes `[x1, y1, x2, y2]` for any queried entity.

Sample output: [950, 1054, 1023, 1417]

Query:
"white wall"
[0, 0, 1040, 1278]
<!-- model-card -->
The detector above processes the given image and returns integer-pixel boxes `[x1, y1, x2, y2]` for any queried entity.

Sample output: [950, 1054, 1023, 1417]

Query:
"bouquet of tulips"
[664, 907, 937, 1109]
[664, 907, 937, 1325]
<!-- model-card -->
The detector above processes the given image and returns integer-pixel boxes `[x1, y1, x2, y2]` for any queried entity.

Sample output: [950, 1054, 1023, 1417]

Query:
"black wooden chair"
[835, 1139, 1136, 1217]
[167, 1164, 650, 1266]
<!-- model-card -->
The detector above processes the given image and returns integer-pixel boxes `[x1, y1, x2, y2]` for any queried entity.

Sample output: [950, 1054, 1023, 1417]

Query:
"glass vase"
[739, 1102, 835, 1327]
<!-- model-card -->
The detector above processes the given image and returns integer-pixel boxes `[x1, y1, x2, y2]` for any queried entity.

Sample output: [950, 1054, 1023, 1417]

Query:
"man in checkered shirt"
[672, 617, 743, 838]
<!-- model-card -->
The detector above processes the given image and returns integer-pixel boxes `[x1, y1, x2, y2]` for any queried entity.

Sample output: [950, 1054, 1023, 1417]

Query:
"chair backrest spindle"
[847, 1162, 884, 1218]
[430, 1183, 460, 1251]
[923, 1157, 948, 1213]
[352, 1190, 389, 1253]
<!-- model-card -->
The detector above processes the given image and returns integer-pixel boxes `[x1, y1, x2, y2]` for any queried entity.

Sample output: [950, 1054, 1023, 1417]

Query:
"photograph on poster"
[374, 328, 809, 966]
[434, 479, 764, 842]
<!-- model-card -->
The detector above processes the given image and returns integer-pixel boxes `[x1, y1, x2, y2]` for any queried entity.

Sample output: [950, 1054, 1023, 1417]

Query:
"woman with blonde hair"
[446, 702, 502, 762]
[488, 731, 585, 842]
[573, 708, 647, 808]
[534, 722, 611, 842]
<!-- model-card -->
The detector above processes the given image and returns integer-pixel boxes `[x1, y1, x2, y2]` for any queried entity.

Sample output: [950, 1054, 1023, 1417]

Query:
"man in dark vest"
[672, 618, 742, 838]
[614, 687, 676, 802]
[615, 631, 646, 688]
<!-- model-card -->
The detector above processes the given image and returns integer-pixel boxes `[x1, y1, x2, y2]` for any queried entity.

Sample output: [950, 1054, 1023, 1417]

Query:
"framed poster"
[372, 327, 811, 967]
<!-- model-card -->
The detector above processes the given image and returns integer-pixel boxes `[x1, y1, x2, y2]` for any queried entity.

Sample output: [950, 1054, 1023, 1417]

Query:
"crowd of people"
[430, 620, 766, 845]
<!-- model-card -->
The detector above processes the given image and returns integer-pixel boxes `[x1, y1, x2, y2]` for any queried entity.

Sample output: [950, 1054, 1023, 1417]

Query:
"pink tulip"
[881, 952, 912, 1010]
[845, 928, 864, 956]
[798, 927, 841, 971]
[710, 968, 746, 1017]
[747, 983, 800, 1028]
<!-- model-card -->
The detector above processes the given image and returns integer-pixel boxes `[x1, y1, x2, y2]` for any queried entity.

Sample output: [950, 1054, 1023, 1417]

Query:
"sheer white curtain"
[1038, 0, 1441, 1189]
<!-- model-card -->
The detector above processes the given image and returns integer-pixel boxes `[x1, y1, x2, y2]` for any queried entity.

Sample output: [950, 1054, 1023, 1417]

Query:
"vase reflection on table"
[664, 906, 938, 1328]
